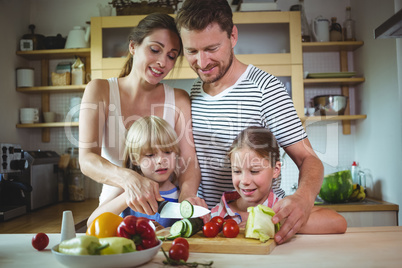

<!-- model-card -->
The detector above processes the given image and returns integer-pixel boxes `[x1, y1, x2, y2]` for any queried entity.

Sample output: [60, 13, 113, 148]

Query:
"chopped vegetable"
[169, 218, 203, 238]
[245, 205, 280, 242]
[86, 212, 123, 238]
[99, 237, 136, 255]
[58, 236, 109, 255]
[180, 200, 194, 218]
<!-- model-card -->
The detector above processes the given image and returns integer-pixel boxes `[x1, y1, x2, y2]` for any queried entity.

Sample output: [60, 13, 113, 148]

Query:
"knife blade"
[158, 201, 210, 219]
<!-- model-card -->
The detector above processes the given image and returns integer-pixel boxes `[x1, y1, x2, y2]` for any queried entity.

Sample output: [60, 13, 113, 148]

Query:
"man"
[176, 0, 324, 244]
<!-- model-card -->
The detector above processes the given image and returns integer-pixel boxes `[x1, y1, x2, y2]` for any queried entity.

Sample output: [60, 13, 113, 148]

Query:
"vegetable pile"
[319, 170, 353, 203]
[202, 216, 239, 238]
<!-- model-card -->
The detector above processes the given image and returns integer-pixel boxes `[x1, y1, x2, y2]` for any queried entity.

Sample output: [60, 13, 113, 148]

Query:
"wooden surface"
[315, 198, 399, 212]
[157, 228, 276, 255]
[0, 199, 98, 234]
[1, 226, 401, 267]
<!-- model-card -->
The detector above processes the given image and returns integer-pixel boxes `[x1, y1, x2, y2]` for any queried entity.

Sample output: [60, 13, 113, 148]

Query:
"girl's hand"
[123, 170, 164, 215]
[184, 196, 210, 223]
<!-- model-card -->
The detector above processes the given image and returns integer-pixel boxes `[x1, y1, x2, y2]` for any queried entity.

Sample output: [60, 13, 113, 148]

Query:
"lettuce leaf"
[245, 204, 280, 242]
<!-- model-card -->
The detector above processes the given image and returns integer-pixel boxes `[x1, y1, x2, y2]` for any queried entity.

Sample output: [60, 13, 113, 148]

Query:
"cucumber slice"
[180, 200, 194, 219]
[182, 218, 203, 238]
[166, 233, 182, 240]
[170, 220, 186, 235]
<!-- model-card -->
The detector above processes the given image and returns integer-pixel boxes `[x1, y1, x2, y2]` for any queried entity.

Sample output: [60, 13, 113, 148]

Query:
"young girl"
[211, 126, 347, 234]
[87, 116, 181, 228]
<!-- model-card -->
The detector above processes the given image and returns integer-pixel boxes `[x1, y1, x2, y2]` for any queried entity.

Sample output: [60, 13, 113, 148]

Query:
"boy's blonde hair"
[123, 115, 180, 183]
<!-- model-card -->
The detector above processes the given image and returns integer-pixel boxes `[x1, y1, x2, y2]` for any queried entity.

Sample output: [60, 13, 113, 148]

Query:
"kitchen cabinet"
[301, 41, 366, 134]
[90, 11, 306, 117]
[316, 198, 399, 227]
[15, 48, 90, 142]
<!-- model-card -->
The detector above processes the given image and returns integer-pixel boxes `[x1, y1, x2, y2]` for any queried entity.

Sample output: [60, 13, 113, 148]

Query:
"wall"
[352, 0, 402, 225]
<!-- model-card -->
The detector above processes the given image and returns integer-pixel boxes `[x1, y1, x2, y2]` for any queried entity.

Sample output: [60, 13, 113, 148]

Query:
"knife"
[158, 201, 210, 219]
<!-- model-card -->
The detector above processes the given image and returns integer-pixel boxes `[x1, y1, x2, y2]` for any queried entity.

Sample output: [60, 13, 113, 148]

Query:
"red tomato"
[203, 221, 220, 238]
[32, 233, 49, 251]
[224, 218, 237, 225]
[169, 244, 189, 262]
[223, 221, 239, 238]
[210, 216, 224, 231]
[172, 237, 189, 249]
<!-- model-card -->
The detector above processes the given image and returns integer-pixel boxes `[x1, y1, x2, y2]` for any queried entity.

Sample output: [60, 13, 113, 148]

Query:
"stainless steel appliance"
[22, 150, 60, 210]
[0, 143, 30, 221]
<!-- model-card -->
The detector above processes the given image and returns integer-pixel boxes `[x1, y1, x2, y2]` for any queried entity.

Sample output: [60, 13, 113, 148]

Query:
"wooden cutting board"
[156, 228, 276, 255]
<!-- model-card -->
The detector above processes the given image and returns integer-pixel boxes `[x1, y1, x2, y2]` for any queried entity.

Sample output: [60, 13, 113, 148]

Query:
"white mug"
[20, 108, 39, 124]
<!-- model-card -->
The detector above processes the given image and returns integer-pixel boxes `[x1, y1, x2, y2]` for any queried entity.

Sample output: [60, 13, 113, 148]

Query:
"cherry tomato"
[203, 221, 220, 238]
[224, 218, 237, 225]
[169, 244, 189, 262]
[172, 237, 189, 249]
[32, 233, 49, 251]
[210, 216, 224, 231]
[223, 221, 239, 238]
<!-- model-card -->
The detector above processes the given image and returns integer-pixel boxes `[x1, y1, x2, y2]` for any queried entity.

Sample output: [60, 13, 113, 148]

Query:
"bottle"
[351, 161, 359, 184]
[344, 6, 356, 41]
[290, 0, 311, 42]
[330, 17, 343, 41]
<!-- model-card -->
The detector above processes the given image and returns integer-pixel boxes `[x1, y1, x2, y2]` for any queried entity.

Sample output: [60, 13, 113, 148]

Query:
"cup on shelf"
[43, 111, 56, 123]
[20, 108, 39, 124]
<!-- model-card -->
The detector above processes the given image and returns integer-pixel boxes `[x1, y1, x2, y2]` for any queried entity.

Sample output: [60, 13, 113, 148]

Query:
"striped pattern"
[191, 65, 307, 208]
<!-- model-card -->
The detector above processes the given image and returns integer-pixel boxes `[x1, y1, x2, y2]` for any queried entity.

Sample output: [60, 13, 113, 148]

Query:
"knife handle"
[157, 200, 169, 214]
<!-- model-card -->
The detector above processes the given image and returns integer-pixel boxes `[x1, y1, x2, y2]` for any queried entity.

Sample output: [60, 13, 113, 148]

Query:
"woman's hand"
[123, 170, 164, 215]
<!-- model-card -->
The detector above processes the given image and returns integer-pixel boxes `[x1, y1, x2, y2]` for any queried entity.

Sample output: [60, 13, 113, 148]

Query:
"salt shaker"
[61, 210, 76, 242]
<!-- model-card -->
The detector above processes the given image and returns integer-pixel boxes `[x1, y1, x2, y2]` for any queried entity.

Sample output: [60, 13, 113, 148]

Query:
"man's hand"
[123, 170, 164, 215]
[271, 192, 314, 244]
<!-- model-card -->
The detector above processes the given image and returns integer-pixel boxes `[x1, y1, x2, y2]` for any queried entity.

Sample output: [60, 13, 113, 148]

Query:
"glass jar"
[66, 147, 85, 201]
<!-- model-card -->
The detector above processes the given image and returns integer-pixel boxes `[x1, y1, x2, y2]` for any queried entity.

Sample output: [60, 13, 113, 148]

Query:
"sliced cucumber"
[166, 233, 182, 240]
[182, 218, 203, 238]
[180, 200, 194, 219]
[170, 220, 186, 236]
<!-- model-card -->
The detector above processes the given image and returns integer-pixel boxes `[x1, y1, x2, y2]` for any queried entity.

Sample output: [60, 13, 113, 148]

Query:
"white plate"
[51, 240, 162, 268]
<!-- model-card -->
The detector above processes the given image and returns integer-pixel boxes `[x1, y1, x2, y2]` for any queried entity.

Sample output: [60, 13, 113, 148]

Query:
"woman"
[79, 13, 203, 216]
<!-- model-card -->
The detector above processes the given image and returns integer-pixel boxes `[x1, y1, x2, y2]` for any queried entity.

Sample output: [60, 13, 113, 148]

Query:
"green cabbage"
[245, 204, 280, 242]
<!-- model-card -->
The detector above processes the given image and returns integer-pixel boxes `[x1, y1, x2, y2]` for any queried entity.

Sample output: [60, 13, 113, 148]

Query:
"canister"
[66, 147, 85, 201]
[16, 68, 34, 87]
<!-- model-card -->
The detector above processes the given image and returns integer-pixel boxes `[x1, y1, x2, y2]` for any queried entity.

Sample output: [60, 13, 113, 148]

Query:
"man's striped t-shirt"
[190, 64, 307, 208]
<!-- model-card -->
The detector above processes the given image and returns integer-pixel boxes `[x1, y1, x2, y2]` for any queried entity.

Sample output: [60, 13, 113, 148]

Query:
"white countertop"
[1, 226, 401, 268]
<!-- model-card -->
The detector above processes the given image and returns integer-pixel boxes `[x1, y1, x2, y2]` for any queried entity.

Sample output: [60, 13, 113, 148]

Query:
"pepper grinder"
[61, 210, 76, 242]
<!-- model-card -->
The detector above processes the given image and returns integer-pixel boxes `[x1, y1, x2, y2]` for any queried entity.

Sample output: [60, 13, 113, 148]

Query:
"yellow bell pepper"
[86, 212, 123, 238]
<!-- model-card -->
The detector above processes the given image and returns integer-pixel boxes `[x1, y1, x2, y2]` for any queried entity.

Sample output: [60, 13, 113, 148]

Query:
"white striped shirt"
[191, 65, 307, 208]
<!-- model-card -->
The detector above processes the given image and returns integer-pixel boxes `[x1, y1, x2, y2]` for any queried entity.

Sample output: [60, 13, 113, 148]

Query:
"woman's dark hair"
[228, 126, 280, 167]
[119, 13, 183, 77]
[176, 0, 234, 38]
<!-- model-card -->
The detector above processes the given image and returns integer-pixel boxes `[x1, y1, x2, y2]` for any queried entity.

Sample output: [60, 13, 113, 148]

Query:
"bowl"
[313, 95, 348, 116]
[51, 240, 162, 268]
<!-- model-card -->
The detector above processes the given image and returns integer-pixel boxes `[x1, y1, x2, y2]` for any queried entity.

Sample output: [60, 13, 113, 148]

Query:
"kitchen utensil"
[44, 34, 66, 49]
[312, 16, 330, 42]
[20, 108, 39, 124]
[158, 201, 211, 218]
[65, 26, 90, 49]
[157, 228, 276, 254]
[16, 68, 34, 87]
[21, 24, 45, 50]
[52, 239, 162, 267]
[43, 111, 56, 123]
[313, 95, 348, 115]
[60, 210, 76, 242]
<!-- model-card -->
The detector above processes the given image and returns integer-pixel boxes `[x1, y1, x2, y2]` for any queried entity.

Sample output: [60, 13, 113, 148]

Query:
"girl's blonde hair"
[228, 126, 280, 167]
[123, 115, 180, 184]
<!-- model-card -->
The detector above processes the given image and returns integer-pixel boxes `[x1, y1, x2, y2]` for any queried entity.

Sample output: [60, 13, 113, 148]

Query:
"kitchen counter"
[0, 199, 99, 234]
[315, 197, 399, 212]
[1, 226, 401, 268]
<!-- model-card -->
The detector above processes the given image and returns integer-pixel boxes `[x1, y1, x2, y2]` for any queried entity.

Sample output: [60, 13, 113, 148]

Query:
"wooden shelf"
[16, 122, 79, 128]
[16, 48, 90, 60]
[301, 115, 367, 122]
[16, 85, 86, 93]
[304, 77, 365, 86]
[302, 41, 364, 52]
